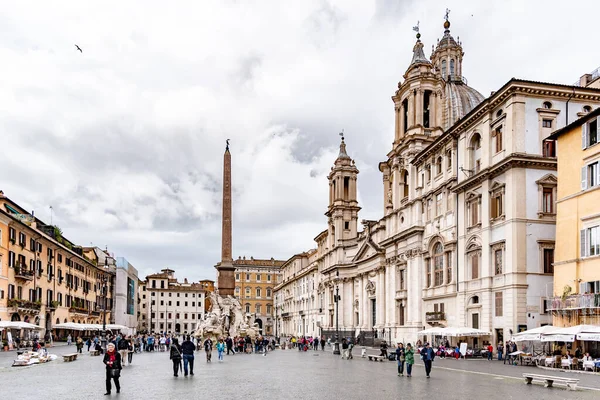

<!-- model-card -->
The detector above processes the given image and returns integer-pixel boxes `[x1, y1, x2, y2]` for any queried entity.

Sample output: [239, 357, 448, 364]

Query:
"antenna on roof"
[49, 205, 53, 225]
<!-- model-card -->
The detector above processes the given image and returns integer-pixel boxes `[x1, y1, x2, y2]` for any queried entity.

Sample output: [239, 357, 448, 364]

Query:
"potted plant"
[51, 300, 60, 308]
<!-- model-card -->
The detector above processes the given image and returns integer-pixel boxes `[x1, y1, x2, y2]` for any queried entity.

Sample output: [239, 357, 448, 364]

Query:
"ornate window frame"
[536, 174, 557, 219]
[538, 240, 555, 274]
[489, 181, 506, 223]
[466, 236, 482, 280]
[490, 240, 505, 275]
[466, 191, 482, 230]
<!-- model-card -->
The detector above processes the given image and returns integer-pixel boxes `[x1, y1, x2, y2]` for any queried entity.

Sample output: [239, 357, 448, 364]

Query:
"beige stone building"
[138, 269, 207, 334]
[231, 257, 284, 336]
[0, 191, 114, 339]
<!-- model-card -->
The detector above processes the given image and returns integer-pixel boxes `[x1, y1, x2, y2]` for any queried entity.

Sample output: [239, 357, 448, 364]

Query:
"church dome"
[443, 79, 485, 129]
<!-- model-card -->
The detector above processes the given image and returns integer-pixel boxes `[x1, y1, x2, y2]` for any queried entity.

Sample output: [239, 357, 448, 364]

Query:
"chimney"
[580, 73, 593, 87]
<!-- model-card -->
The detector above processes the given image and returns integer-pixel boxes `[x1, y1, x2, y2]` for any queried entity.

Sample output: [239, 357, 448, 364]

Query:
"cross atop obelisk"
[216, 139, 235, 296]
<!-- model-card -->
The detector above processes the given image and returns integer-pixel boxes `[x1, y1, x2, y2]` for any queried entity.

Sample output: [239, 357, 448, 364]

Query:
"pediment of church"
[352, 238, 383, 262]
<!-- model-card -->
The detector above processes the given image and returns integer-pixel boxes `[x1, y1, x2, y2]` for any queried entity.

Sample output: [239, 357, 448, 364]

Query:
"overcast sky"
[2, 0, 599, 282]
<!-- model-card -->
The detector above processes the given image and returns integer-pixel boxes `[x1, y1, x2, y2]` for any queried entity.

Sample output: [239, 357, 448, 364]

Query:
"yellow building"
[232, 257, 284, 336]
[548, 107, 600, 327]
[0, 191, 113, 339]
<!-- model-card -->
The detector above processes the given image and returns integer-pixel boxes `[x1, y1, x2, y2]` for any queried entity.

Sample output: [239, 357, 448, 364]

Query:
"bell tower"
[325, 134, 360, 246]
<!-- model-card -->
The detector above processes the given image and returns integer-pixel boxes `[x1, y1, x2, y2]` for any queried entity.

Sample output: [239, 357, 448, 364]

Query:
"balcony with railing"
[548, 294, 600, 311]
[8, 299, 41, 312]
[14, 265, 34, 281]
[425, 311, 446, 323]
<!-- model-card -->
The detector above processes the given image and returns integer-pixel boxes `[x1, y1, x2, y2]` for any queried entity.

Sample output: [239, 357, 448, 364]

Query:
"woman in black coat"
[169, 338, 183, 377]
[103, 343, 122, 395]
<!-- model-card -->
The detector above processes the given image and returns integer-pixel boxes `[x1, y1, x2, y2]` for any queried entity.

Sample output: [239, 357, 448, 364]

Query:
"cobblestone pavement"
[1, 345, 599, 400]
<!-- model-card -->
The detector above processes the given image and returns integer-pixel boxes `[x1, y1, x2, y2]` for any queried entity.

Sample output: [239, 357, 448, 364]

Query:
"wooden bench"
[63, 353, 78, 362]
[90, 350, 100, 356]
[367, 354, 385, 362]
[523, 373, 579, 391]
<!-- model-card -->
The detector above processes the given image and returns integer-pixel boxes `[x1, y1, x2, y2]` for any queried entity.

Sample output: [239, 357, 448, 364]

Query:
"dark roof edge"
[548, 107, 600, 140]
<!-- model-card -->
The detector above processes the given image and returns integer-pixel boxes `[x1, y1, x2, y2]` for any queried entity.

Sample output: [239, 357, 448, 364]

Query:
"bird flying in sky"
[75, 44, 82, 53]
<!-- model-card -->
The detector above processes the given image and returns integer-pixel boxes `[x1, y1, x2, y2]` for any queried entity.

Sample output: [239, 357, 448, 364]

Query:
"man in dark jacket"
[226, 336, 234, 355]
[420, 342, 435, 378]
[181, 335, 195, 376]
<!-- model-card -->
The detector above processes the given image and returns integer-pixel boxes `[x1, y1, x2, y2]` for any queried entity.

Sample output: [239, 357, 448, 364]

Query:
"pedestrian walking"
[487, 343, 494, 361]
[405, 343, 414, 377]
[313, 337, 319, 351]
[181, 335, 195, 376]
[103, 343, 122, 395]
[76, 337, 83, 354]
[67, 334, 72, 346]
[348, 340, 354, 359]
[86, 338, 92, 352]
[216, 338, 225, 361]
[497, 342, 503, 361]
[341, 338, 349, 359]
[169, 338, 183, 377]
[127, 338, 134, 365]
[118, 336, 129, 366]
[420, 342, 435, 378]
[204, 337, 213, 362]
[396, 343, 405, 376]
[226, 336, 235, 355]
[379, 340, 388, 358]
[321, 336, 325, 351]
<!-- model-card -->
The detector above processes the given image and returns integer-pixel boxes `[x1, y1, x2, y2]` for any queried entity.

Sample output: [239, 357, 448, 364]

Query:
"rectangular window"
[256, 274, 261, 282]
[426, 260, 432, 287]
[587, 162, 598, 188]
[436, 193, 443, 216]
[470, 201, 479, 226]
[446, 253, 452, 284]
[582, 226, 600, 257]
[542, 119, 552, 128]
[495, 292, 503, 317]
[589, 119, 598, 147]
[472, 313, 479, 329]
[434, 255, 443, 287]
[491, 193, 503, 219]
[427, 199, 433, 221]
[471, 253, 479, 279]
[494, 249, 503, 275]
[542, 188, 554, 213]
[543, 248, 554, 274]
[446, 150, 452, 169]
[246, 273, 250, 281]
[543, 140, 556, 157]
[495, 126, 503, 152]
[235, 273, 240, 281]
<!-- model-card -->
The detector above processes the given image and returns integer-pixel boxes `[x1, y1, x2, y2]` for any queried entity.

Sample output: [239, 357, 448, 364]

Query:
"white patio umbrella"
[0, 321, 42, 330]
[511, 325, 557, 342]
[575, 325, 600, 341]
[541, 324, 600, 342]
[417, 327, 447, 335]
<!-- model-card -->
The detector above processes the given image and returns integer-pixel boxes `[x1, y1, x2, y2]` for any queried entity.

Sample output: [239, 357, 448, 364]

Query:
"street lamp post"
[333, 270, 341, 355]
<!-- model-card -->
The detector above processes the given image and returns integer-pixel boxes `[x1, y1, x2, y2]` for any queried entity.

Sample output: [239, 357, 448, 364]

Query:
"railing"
[425, 311, 446, 322]
[8, 299, 41, 310]
[14, 267, 34, 280]
[69, 306, 89, 314]
[548, 294, 600, 310]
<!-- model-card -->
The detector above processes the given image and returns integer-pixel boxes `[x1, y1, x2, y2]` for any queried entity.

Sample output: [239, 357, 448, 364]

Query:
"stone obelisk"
[216, 140, 235, 296]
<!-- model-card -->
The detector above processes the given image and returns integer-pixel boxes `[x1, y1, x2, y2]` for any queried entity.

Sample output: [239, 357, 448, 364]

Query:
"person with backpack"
[420, 342, 435, 378]
[169, 338, 183, 377]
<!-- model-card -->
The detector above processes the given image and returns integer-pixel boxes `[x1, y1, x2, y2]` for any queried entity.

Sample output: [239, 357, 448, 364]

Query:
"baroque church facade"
[274, 16, 600, 346]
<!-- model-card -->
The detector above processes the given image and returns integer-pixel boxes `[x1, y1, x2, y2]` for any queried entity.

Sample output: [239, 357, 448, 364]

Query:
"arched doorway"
[255, 319, 263, 335]
[23, 315, 30, 323]
[175, 323, 181, 333]
[11, 313, 21, 321]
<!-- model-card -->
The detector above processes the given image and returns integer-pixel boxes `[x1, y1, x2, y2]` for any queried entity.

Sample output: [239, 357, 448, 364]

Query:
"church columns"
[436, 91, 444, 129]
[395, 105, 401, 142]
[376, 266, 385, 328]
[361, 275, 368, 329]
[415, 90, 423, 126]
[408, 92, 415, 128]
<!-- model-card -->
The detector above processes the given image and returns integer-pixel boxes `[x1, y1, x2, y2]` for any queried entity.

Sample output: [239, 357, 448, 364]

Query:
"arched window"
[469, 133, 482, 173]
[402, 170, 409, 198]
[436, 157, 443, 175]
[471, 295, 479, 304]
[441, 60, 447, 77]
[583, 105, 592, 113]
[450, 59, 455, 75]
[266, 288, 272, 298]
[245, 303, 250, 313]
[433, 243, 444, 286]
[256, 288, 262, 298]
[543, 101, 552, 109]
